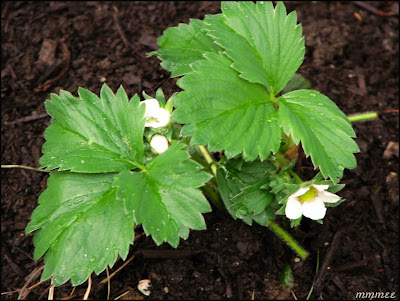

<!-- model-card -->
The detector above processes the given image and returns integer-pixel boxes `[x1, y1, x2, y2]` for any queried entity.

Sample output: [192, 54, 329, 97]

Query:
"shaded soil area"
[1, 1, 399, 300]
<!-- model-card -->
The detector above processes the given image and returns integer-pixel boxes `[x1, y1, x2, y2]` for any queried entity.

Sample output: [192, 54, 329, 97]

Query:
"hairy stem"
[267, 219, 309, 260]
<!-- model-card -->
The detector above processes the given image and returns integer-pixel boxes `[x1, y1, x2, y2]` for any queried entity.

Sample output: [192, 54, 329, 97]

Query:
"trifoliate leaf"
[277, 90, 360, 182]
[25, 172, 135, 286]
[206, 1, 305, 96]
[40, 84, 146, 173]
[172, 52, 281, 161]
[30, 85, 214, 287]
[151, 17, 222, 77]
[114, 143, 213, 248]
[216, 159, 278, 226]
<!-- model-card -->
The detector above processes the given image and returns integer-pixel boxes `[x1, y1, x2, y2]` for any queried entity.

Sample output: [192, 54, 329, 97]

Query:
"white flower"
[141, 98, 170, 128]
[285, 184, 341, 220]
[150, 134, 169, 154]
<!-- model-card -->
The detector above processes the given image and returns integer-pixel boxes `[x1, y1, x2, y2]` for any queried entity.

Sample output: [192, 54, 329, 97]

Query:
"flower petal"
[318, 191, 341, 203]
[302, 197, 327, 220]
[292, 187, 310, 197]
[150, 108, 170, 128]
[285, 196, 303, 220]
[142, 99, 160, 117]
[312, 184, 329, 191]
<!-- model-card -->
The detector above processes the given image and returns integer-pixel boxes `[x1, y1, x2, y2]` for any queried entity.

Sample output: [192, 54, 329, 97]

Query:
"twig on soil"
[4, 252, 22, 275]
[48, 278, 54, 300]
[312, 228, 344, 294]
[112, 6, 134, 50]
[32, 3, 71, 21]
[99, 255, 136, 284]
[355, 66, 367, 95]
[106, 267, 111, 300]
[83, 276, 92, 300]
[354, 1, 398, 16]
[306, 248, 320, 300]
[290, 289, 298, 300]
[114, 290, 131, 300]
[4, 113, 49, 125]
[34, 39, 71, 92]
[137, 248, 206, 259]
[17, 265, 45, 300]
[333, 259, 368, 272]
[5, 240, 34, 261]
[70, 286, 76, 297]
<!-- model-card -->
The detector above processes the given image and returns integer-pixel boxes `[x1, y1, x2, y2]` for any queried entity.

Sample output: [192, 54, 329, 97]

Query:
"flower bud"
[150, 134, 169, 154]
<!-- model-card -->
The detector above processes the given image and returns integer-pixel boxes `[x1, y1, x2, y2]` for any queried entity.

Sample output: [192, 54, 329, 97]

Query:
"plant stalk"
[1, 164, 49, 173]
[267, 219, 309, 260]
[348, 111, 378, 123]
[198, 145, 217, 176]
[201, 184, 224, 209]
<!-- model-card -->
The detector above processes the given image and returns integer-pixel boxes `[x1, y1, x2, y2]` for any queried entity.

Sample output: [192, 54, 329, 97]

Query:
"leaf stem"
[197, 145, 217, 176]
[1, 164, 50, 173]
[201, 184, 223, 209]
[267, 219, 309, 260]
[289, 170, 303, 184]
[347, 111, 378, 123]
[274, 152, 289, 169]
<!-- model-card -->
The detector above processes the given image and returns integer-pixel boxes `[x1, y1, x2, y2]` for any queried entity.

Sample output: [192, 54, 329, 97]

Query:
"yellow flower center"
[299, 186, 318, 203]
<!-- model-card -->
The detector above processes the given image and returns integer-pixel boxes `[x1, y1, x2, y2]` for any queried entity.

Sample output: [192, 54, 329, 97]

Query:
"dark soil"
[1, 1, 399, 300]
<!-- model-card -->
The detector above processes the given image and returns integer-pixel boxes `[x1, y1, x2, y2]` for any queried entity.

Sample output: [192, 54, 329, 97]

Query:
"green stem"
[289, 170, 303, 184]
[201, 184, 223, 209]
[198, 145, 217, 176]
[267, 219, 309, 260]
[274, 152, 289, 169]
[348, 112, 378, 123]
[1, 164, 50, 173]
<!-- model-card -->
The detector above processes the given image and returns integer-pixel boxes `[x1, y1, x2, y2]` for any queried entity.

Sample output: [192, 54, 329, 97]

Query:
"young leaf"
[282, 73, 312, 94]
[172, 52, 282, 161]
[216, 159, 278, 226]
[25, 172, 135, 287]
[151, 17, 222, 77]
[114, 143, 213, 248]
[40, 85, 146, 173]
[206, 1, 305, 96]
[277, 90, 360, 182]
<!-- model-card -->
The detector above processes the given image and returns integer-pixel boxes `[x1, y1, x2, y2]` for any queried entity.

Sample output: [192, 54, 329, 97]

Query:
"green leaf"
[155, 88, 166, 107]
[114, 143, 212, 247]
[216, 159, 278, 226]
[231, 178, 274, 216]
[280, 262, 294, 288]
[40, 84, 146, 173]
[282, 73, 312, 94]
[152, 17, 222, 77]
[278, 90, 359, 182]
[172, 52, 282, 161]
[27, 143, 212, 286]
[206, 1, 305, 96]
[25, 172, 134, 286]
